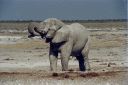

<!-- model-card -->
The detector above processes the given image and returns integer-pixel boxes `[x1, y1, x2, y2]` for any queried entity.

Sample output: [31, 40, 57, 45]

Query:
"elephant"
[47, 23, 90, 71]
[34, 18, 90, 71]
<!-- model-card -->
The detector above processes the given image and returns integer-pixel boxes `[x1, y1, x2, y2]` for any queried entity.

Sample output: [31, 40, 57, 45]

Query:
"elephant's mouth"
[45, 38, 53, 43]
[40, 34, 46, 39]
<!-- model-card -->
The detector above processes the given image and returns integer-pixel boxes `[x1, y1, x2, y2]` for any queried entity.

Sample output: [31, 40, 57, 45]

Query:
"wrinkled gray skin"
[28, 22, 45, 38]
[50, 23, 90, 71]
[28, 22, 39, 38]
[35, 18, 90, 71]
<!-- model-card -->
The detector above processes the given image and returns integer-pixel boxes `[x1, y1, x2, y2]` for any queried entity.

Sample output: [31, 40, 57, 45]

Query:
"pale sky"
[0, 0, 127, 20]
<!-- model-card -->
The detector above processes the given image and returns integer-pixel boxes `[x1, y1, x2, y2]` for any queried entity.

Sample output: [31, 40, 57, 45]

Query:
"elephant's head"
[42, 18, 65, 43]
[27, 22, 40, 38]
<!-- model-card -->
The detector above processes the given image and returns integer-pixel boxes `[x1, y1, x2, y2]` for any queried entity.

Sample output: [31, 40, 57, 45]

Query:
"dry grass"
[0, 22, 28, 31]
[90, 35, 124, 48]
[66, 21, 127, 29]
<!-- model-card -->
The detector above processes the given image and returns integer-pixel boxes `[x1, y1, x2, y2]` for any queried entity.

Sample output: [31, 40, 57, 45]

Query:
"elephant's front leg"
[60, 42, 73, 71]
[60, 53, 69, 71]
[49, 52, 58, 71]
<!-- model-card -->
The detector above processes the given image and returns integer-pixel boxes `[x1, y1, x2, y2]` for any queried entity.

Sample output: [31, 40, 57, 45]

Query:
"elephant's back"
[70, 23, 89, 34]
[69, 23, 89, 52]
[69, 23, 89, 39]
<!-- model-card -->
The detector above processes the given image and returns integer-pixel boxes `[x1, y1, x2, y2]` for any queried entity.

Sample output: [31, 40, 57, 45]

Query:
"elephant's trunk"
[28, 28, 40, 38]
[27, 22, 40, 38]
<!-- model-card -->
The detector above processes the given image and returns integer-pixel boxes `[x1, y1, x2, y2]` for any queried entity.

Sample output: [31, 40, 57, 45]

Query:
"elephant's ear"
[52, 31, 69, 43]
[53, 19, 65, 30]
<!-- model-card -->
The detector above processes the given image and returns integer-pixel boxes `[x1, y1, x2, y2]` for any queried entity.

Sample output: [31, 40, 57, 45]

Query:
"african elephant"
[47, 23, 90, 71]
[34, 18, 90, 71]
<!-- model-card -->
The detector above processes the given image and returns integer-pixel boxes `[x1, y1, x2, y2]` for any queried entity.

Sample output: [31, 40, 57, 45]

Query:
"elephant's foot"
[80, 68, 91, 72]
[79, 66, 86, 71]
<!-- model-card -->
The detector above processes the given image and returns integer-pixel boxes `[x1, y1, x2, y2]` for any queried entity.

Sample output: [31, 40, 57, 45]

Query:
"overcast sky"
[0, 0, 127, 20]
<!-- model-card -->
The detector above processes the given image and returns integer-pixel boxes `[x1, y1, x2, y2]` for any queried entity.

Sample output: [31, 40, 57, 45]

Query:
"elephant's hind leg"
[82, 38, 91, 71]
[76, 54, 85, 71]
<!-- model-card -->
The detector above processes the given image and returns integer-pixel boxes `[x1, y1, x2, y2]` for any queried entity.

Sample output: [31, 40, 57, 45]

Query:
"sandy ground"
[0, 22, 128, 85]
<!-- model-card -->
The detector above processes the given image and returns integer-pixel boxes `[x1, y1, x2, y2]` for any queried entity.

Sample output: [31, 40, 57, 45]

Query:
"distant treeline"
[0, 19, 127, 23]
[63, 19, 127, 23]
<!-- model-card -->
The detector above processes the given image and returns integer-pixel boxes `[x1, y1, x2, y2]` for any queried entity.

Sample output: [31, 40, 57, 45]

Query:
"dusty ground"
[0, 21, 127, 85]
